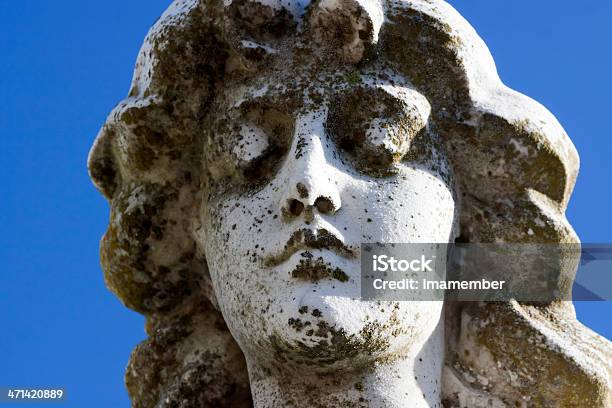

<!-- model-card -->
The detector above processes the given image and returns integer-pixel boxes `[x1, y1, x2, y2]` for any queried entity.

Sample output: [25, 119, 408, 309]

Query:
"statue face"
[200, 63, 456, 371]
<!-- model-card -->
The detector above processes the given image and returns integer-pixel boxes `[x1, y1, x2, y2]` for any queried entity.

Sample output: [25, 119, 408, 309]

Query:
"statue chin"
[226, 288, 444, 373]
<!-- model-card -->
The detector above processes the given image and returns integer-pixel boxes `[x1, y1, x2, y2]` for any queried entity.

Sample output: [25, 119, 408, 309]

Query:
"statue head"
[89, 0, 610, 406]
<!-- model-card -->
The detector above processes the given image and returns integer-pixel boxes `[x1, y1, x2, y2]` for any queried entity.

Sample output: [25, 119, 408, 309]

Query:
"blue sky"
[0, 1, 610, 406]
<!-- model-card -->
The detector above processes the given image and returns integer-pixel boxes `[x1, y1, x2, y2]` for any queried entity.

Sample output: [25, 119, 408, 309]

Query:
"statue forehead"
[221, 66, 430, 112]
[224, 0, 312, 18]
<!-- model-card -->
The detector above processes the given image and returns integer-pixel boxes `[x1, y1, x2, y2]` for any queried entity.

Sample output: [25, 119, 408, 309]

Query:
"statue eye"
[234, 104, 294, 186]
[207, 98, 294, 191]
[326, 88, 428, 176]
[232, 122, 270, 164]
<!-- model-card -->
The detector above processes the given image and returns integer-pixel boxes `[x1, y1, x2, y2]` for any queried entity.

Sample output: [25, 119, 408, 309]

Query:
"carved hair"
[88, 0, 610, 406]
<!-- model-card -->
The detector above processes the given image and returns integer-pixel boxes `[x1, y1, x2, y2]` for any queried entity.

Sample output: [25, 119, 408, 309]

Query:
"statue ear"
[88, 124, 119, 199]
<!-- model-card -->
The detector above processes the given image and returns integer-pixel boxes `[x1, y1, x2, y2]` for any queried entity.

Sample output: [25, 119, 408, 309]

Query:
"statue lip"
[263, 228, 356, 268]
[288, 252, 351, 283]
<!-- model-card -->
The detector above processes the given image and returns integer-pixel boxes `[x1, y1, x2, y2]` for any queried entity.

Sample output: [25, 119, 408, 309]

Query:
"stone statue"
[88, 0, 611, 406]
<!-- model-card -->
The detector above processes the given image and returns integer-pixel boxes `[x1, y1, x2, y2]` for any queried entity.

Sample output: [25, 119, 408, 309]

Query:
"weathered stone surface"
[89, 0, 611, 406]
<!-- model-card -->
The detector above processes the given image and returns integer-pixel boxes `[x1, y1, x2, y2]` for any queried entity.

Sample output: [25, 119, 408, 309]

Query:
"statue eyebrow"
[219, 96, 274, 122]
[238, 95, 278, 111]
[233, 92, 303, 119]
[344, 83, 419, 105]
[229, 83, 272, 108]
[229, 81, 301, 109]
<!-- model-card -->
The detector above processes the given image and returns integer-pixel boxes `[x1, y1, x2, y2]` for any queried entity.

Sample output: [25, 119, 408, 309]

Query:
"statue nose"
[280, 131, 342, 220]
[284, 183, 339, 218]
